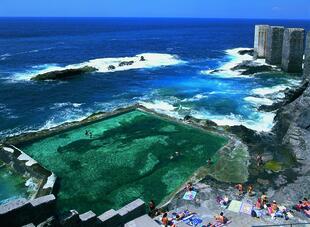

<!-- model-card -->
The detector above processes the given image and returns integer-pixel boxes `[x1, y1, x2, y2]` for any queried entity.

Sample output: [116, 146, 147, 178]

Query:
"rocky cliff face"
[273, 82, 310, 169]
[270, 43, 310, 202]
[273, 32, 310, 171]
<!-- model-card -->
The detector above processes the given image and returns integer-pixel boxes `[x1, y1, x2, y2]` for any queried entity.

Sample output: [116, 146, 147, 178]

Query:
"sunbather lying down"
[216, 195, 230, 207]
[172, 210, 195, 221]
[161, 212, 176, 227]
[214, 212, 229, 224]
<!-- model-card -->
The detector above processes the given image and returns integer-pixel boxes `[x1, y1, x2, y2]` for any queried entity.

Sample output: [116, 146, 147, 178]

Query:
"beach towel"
[227, 200, 242, 213]
[182, 214, 203, 226]
[214, 220, 232, 226]
[252, 209, 264, 218]
[240, 202, 253, 215]
[287, 211, 294, 219]
[183, 191, 197, 200]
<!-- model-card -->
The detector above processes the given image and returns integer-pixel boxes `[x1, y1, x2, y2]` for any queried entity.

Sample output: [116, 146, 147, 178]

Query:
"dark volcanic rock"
[238, 49, 254, 56]
[270, 78, 310, 203]
[108, 65, 116, 70]
[232, 60, 275, 75]
[259, 81, 309, 112]
[31, 66, 97, 81]
[119, 61, 134, 67]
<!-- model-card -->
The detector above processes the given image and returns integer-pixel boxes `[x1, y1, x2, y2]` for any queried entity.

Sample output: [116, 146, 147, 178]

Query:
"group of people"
[160, 210, 229, 227]
[253, 193, 310, 220]
[149, 180, 309, 227]
[234, 183, 255, 196]
[294, 198, 310, 217]
[85, 130, 93, 138]
[149, 196, 230, 227]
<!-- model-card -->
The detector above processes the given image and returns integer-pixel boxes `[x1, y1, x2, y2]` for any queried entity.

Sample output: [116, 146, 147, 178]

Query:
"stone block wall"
[254, 25, 269, 58]
[304, 32, 310, 79]
[281, 28, 305, 73]
[0, 197, 147, 227]
[266, 26, 285, 65]
[0, 195, 56, 227]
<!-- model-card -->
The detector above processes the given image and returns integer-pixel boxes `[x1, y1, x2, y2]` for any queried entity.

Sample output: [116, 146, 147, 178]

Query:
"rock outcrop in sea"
[231, 60, 277, 75]
[31, 66, 97, 81]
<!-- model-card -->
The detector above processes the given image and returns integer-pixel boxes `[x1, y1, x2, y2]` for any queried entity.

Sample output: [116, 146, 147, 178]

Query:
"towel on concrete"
[182, 214, 203, 226]
[183, 191, 197, 201]
[227, 200, 242, 213]
[240, 202, 253, 215]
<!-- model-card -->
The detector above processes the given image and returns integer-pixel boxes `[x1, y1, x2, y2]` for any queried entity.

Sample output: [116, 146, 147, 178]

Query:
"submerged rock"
[31, 66, 97, 81]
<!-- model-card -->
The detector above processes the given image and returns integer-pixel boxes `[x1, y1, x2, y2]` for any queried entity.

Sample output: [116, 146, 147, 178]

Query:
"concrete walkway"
[159, 182, 309, 227]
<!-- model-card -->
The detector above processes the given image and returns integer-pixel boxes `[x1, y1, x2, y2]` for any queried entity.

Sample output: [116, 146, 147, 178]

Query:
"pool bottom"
[21, 110, 228, 214]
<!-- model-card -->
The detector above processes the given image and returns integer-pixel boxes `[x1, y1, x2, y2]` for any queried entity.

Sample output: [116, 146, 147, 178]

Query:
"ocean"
[1, 18, 310, 137]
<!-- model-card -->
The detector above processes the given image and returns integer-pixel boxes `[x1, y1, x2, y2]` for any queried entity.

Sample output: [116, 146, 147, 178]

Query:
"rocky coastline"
[158, 61, 310, 226]
[3, 44, 310, 225]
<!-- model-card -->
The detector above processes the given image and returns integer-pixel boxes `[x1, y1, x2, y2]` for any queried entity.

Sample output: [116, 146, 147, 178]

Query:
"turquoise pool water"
[0, 162, 29, 204]
[21, 110, 227, 213]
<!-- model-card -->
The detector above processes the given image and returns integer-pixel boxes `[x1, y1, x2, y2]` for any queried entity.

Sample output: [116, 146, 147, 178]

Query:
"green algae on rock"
[264, 160, 283, 172]
[207, 140, 249, 183]
[20, 110, 228, 214]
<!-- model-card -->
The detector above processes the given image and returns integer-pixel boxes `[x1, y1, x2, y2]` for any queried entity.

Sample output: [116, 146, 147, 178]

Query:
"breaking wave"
[244, 96, 274, 106]
[12, 53, 185, 81]
[190, 109, 275, 132]
[139, 98, 275, 132]
[200, 47, 272, 78]
[181, 93, 208, 102]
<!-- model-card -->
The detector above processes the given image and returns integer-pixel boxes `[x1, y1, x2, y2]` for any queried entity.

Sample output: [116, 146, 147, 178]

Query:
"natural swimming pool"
[21, 110, 227, 214]
[0, 162, 29, 204]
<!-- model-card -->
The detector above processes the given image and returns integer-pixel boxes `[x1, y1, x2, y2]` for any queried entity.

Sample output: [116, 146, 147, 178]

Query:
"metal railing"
[252, 223, 310, 227]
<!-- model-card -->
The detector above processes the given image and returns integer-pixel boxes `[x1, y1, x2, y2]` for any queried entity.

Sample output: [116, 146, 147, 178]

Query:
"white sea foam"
[140, 100, 176, 112]
[2, 48, 56, 60]
[201, 47, 273, 78]
[0, 104, 18, 119]
[13, 53, 184, 81]
[50, 102, 83, 110]
[190, 110, 275, 132]
[181, 93, 208, 102]
[244, 96, 274, 106]
[0, 53, 11, 57]
[252, 85, 289, 97]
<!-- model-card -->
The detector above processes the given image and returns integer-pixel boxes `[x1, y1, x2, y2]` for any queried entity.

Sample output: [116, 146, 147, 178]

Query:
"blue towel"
[183, 214, 203, 226]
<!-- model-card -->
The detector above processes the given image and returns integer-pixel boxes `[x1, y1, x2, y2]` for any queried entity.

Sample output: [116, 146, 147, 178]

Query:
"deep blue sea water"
[0, 18, 310, 137]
